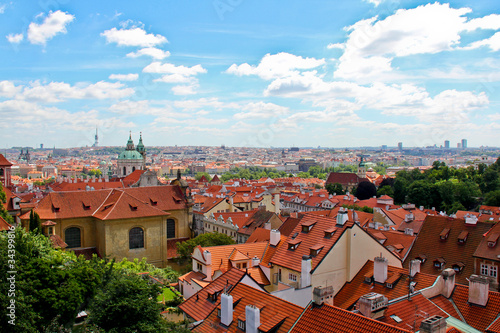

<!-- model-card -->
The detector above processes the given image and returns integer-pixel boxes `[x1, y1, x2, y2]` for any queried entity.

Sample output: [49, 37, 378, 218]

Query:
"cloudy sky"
[1, 0, 499, 148]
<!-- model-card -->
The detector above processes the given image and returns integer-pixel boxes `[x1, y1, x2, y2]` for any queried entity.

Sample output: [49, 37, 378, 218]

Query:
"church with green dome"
[117, 132, 146, 177]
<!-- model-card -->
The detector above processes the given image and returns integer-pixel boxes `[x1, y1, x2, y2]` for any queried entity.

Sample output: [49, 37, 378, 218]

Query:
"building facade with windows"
[20, 186, 192, 267]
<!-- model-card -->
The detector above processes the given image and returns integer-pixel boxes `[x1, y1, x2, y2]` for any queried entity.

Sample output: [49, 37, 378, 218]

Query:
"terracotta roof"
[326, 172, 366, 186]
[198, 197, 225, 214]
[202, 242, 269, 274]
[365, 228, 416, 260]
[474, 222, 500, 261]
[334, 260, 437, 310]
[278, 216, 301, 237]
[404, 215, 494, 285]
[179, 270, 206, 283]
[48, 180, 125, 192]
[451, 284, 500, 332]
[380, 294, 448, 331]
[49, 234, 68, 249]
[429, 295, 462, 319]
[270, 213, 355, 272]
[487, 316, 500, 333]
[0, 216, 12, 231]
[193, 283, 303, 333]
[290, 302, 410, 333]
[245, 228, 271, 243]
[0, 153, 12, 166]
[215, 209, 276, 237]
[179, 268, 246, 321]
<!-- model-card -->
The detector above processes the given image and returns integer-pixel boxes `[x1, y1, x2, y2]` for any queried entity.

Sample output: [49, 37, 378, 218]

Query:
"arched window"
[167, 219, 176, 239]
[129, 227, 144, 249]
[132, 166, 136, 172]
[123, 166, 127, 175]
[65, 227, 81, 248]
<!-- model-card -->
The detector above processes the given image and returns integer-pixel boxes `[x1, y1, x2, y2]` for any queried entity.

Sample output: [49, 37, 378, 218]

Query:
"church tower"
[116, 132, 144, 177]
[136, 132, 146, 169]
[357, 156, 367, 178]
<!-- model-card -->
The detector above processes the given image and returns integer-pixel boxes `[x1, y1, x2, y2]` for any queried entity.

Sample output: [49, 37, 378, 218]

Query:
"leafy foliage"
[355, 181, 377, 200]
[325, 182, 345, 195]
[0, 182, 13, 224]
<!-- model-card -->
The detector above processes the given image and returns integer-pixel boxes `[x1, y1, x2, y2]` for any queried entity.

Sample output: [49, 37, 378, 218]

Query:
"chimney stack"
[252, 256, 260, 267]
[274, 193, 280, 214]
[270, 229, 280, 246]
[337, 207, 348, 226]
[358, 292, 388, 319]
[245, 305, 260, 333]
[420, 315, 446, 333]
[374, 256, 388, 284]
[468, 275, 489, 306]
[220, 293, 233, 326]
[313, 286, 334, 306]
[441, 269, 455, 298]
[204, 250, 212, 281]
[410, 259, 420, 278]
[301, 255, 312, 288]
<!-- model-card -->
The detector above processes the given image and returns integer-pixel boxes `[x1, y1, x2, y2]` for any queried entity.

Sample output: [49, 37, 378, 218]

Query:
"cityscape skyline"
[1, 1, 499, 148]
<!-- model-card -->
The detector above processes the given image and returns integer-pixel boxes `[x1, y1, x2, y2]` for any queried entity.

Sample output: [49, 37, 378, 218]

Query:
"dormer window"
[288, 239, 301, 251]
[364, 272, 373, 284]
[52, 204, 60, 212]
[439, 228, 450, 241]
[238, 319, 246, 330]
[310, 245, 323, 257]
[301, 220, 316, 233]
[457, 231, 468, 244]
[452, 262, 465, 273]
[324, 227, 336, 239]
[129, 204, 138, 211]
[487, 233, 499, 248]
[82, 201, 91, 210]
[416, 254, 427, 263]
[433, 258, 446, 269]
[150, 198, 158, 206]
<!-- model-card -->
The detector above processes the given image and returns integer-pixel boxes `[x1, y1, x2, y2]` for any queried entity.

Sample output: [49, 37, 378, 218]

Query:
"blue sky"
[1, 0, 499, 148]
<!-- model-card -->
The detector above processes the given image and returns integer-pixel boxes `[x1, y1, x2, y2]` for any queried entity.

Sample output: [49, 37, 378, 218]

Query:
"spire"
[126, 131, 135, 150]
[136, 132, 145, 153]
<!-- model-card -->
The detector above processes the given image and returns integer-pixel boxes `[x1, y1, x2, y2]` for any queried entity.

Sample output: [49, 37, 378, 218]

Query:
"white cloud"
[172, 84, 198, 95]
[143, 62, 206, 76]
[27, 10, 75, 45]
[463, 14, 500, 31]
[19, 80, 134, 103]
[463, 32, 500, 51]
[234, 102, 289, 119]
[327, 43, 344, 50]
[6, 33, 23, 44]
[363, 0, 382, 7]
[126, 47, 170, 60]
[174, 97, 239, 110]
[109, 73, 139, 81]
[101, 27, 167, 47]
[0, 81, 22, 98]
[0, 4, 6, 14]
[226, 52, 325, 80]
[154, 74, 195, 84]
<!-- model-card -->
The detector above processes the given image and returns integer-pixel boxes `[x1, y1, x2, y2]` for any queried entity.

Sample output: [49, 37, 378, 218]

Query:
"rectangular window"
[167, 219, 176, 239]
[490, 265, 498, 278]
[278, 268, 282, 282]
[197, 263, 202, 271]
[289, 273, 297, 282]
[238, 320, 245, 330]
[481, 263, 489, 276]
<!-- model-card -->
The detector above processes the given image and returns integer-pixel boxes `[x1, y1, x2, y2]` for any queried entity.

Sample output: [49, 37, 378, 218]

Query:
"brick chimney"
[336, 207, 348, 226]
[270, 229, 280, 246]
[301, 255, 312, 288]
[358, 292, 388, 319]
[374, 256, 388, 284]
[468, 275, 489, 306]
[420, 315, 446, 333]
[313, 286, 334, 306]
[220, 293, 233, 326]
[245, 305, 260, 333]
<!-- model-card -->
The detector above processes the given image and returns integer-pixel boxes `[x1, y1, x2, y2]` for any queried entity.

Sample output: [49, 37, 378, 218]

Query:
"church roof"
[117, 150, 143, 160]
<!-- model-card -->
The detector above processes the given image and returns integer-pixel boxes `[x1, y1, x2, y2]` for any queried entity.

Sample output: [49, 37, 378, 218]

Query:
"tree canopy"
[176, 232, 235, 261]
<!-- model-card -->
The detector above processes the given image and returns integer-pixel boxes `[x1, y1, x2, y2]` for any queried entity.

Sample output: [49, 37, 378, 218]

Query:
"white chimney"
[420, 315, 447, 333]
[252, 256, 260, 267]
[313, 286, 334, 306]
[220, 293, 233, 326]
[204, 250, 212, 281]
[419, 206, 424, 211]
[358, 292, 388, 319]
[270, 229, 280, 246]
[410, 259, 420, 278]
[441, 269, 455, 298]
[229, 196, 234, 213]
[301, 255, 312, 288]
[274, 193, 280, 214]
[374, 256, 388, 284]
[468, 275, 489, 306]
[245, 305, 260, 333]
[337, 208, 348, 226]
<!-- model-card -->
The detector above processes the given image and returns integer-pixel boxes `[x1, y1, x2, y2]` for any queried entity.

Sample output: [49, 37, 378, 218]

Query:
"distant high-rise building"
[381, 145, 387, 150]
[40, 143, 44, 149]
[457, 143, 462, 149]
[398, 142, 403, 151]
[444, 140, 450, 149]
[461, 139, 467, 149]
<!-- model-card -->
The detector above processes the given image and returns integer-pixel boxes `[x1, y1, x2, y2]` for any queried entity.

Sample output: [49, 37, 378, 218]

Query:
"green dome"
[118, 150, 144, 160]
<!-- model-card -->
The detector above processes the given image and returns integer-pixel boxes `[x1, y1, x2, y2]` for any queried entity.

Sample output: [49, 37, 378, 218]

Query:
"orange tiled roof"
[193, 283, 303, 333]
[179, 268, 246, 321]
[404, 215, 494, 285]
[334, 260, 437, 310]
[380, 294, 448, 331]
[0, 216, 12, 231]
[203, 242, 269, 274]
[0, 153, 12, 166]
[365, 228, 415, 260]
[270, 213, 355, 272]
[290, 302, 410, 333]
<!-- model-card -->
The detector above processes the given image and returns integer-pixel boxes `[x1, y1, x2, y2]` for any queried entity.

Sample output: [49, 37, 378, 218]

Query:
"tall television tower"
[93, 127, 99, 147]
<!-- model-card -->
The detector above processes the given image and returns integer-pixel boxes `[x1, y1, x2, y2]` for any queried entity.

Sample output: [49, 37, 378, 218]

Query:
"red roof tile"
[0, 216, 12, 231]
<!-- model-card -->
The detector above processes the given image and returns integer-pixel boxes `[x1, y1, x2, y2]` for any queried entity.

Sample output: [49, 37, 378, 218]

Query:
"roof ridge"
[92, 189, 114, 216]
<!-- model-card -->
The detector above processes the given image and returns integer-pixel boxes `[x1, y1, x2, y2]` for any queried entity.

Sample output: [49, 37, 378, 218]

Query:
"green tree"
[176, 232, 235, 261]
[484, 190, 500, 206]
[0, 182, 13, 224]
[29, 210, 41, 233]
[88, 271, 164, 333]
[355, 181, 377, 200]
[325, 183, 345, 195]
[407, 180, 433, 208]
[195, 172, 212, 182]
[377, 185, 394, 198]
